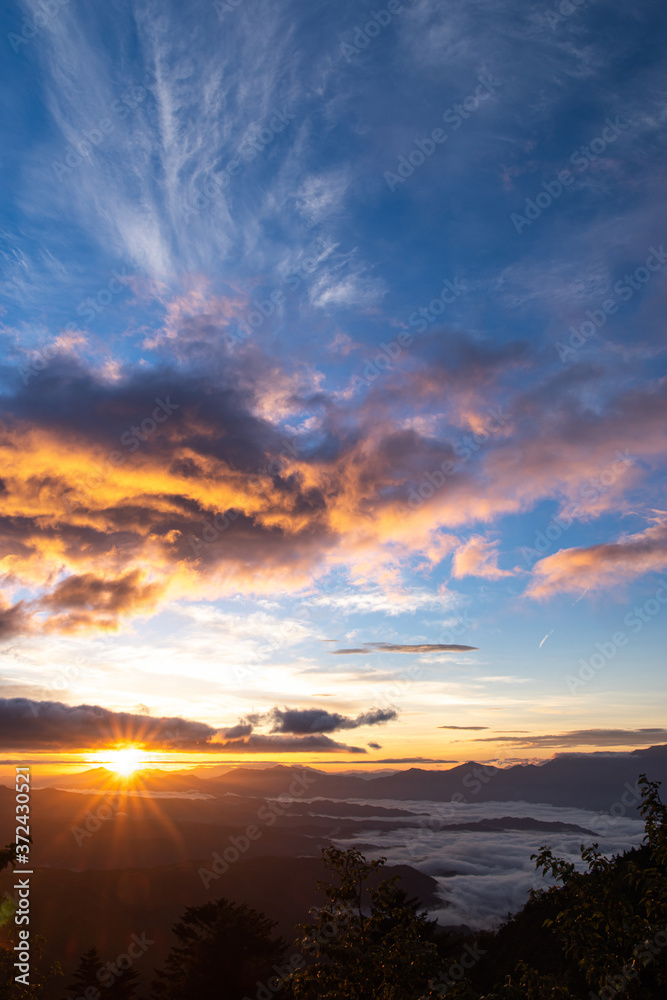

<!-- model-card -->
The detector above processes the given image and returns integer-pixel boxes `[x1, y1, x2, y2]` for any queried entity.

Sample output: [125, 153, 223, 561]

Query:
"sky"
[0, 0, 666, 771]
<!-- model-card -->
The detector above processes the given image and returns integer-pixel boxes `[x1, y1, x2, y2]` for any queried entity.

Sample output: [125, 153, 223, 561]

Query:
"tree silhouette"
[529, 774, 667, 998]
[0, 844, 61, 1000]
[151, 897, 288, 999]
[436, 775, 667, 999]
[288, 846, 444, 1000]
[63, 948, 104, 997]
[63, 947, 138, 999]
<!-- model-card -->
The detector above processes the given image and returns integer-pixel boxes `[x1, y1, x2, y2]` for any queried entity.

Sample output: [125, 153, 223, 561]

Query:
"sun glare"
[93, 748, 149, 776]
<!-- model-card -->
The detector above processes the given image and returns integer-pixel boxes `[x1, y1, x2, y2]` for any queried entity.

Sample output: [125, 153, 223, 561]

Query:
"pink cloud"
[452, 536, 514, 580]
[526, 517, 667, 598]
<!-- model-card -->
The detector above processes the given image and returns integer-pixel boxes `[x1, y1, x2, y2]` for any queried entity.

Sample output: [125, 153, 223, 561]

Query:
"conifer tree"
[151, 898, 287, 999]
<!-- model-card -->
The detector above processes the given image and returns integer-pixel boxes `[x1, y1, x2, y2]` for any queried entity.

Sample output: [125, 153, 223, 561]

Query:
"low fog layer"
[325, 797, 644, 928]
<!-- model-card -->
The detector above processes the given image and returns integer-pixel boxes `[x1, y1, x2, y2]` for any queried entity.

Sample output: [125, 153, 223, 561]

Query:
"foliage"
[0, 844, 61, 1000]
[285, 776, 667, 999]
[528, 775, 667, 998]
[0, 936, 61, 1000]
[3, 773, 665, 1000]
[287, 846, 444, 999]
[63, 947, 138, 999]
[150, 897, 288, 1000]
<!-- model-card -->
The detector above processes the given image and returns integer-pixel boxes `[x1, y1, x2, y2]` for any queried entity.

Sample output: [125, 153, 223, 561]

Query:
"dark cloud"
[374, 758, 458, 764]
[40, 570, 158, 613]
[354, 708, 397, 727]
[472, 729, 667, 748]
[332, 643, 478, 655]
[0, 600, 30, 639]
[0, 698, 216, 751]
[211, 734, 366, 753]
[220, 723, 253, 739]
[37, 570, 161, 631]
[250, 706, 397, 734]
[2, 329, 667, 636]
[0, 699, 365, 754]
[368, 742, 381, 749]
[438, 725, 489, 730]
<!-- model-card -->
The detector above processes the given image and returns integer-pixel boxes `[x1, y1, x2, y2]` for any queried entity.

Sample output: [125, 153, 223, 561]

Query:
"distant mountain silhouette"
[27, 744, 667, 811]
[3, 746, 666, 1000]
[35, 766, 216, 795]
[201, 744, 667, 811]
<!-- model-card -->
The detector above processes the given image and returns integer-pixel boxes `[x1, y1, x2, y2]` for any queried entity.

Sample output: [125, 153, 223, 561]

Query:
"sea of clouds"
[319, 797, 645, 928]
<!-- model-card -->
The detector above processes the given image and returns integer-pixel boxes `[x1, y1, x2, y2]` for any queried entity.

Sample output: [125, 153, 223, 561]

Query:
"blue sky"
[1, 0, 666, 767]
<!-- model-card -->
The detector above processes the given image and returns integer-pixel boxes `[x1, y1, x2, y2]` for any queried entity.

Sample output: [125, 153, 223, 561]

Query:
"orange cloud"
[37, 570, 162, 632]
[2, 316, 666, 633]
[452, 535, 514, 579]
[527, 517, 667, 598]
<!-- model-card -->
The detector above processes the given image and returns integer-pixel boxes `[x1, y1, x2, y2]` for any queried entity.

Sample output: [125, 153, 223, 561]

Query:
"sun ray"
[88, 747, 150, 776]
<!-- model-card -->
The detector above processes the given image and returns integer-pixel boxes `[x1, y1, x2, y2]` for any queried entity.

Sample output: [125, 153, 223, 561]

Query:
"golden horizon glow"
[89, 747, 151, 776]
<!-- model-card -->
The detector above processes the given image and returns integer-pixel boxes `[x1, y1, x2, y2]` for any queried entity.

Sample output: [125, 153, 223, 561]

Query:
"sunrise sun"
[91, 748, 149, 776]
